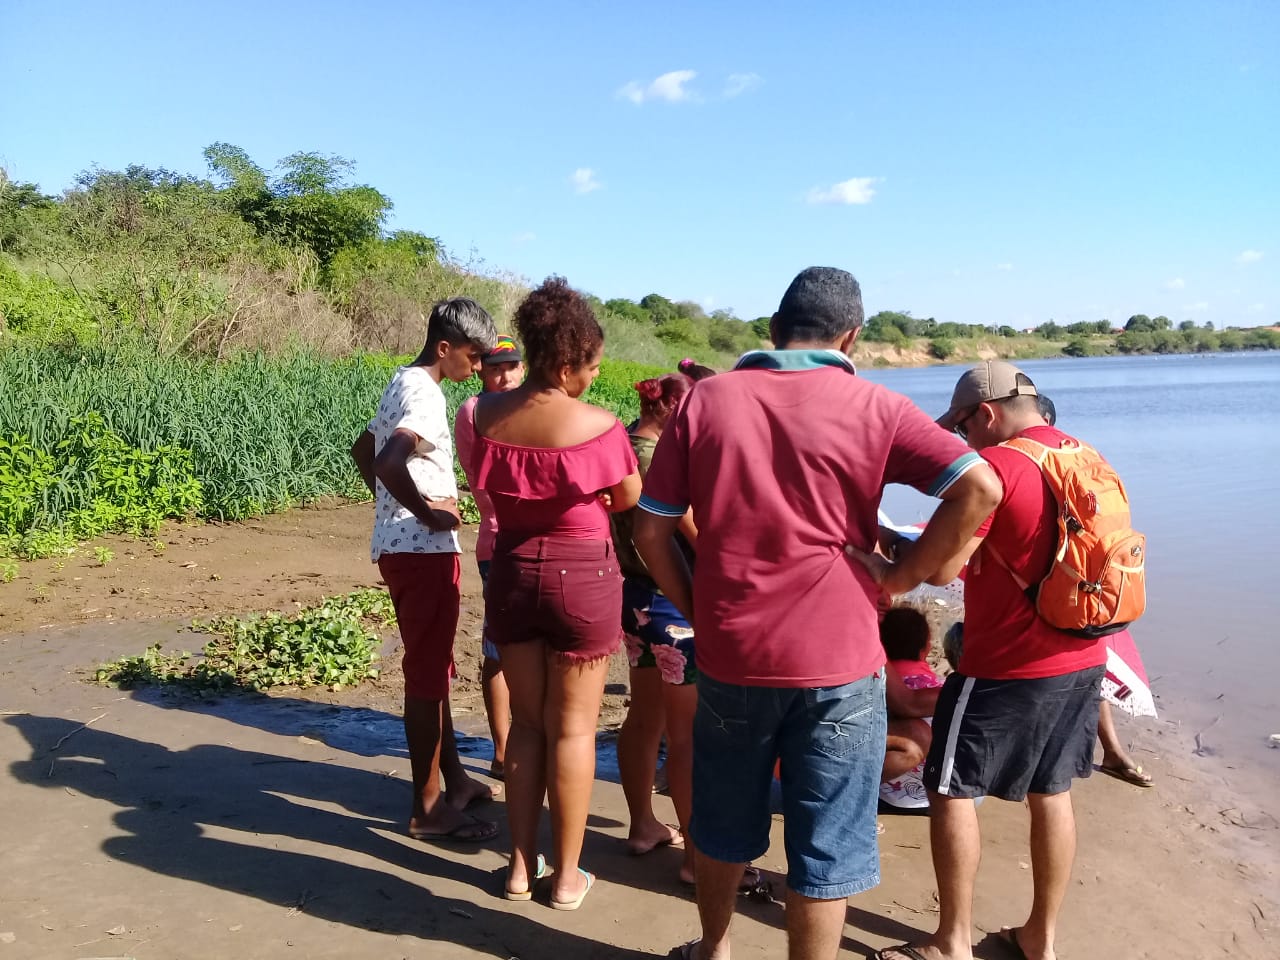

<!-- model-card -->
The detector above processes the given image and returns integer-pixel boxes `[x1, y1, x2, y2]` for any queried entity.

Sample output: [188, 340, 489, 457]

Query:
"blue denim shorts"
[476, 560, 499, 662]
[691, 671, 887, 899]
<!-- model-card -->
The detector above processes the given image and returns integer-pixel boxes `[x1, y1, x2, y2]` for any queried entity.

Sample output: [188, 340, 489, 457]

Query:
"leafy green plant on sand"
[94, 588, 395, 692]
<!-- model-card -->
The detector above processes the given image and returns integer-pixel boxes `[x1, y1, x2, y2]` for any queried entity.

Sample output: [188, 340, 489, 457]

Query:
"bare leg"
[546, 653, 611, 905]
[481, 655, 511, 773]
[694, 853, 746, 960]
[662, 682, 698, 883]
[440, 696, 500, 809]
[785, 890, 848, 960]
[928, 793, 980, 958]
[617, 665, 680, 854]
[877, 793, 981, 960]
[1096, 701, 1151, 784]
[1008, 791, 1075, 960]
[499, 642, 549, 894]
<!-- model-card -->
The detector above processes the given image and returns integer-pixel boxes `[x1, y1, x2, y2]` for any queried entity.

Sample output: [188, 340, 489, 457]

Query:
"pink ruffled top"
[474, 420, 638, 540]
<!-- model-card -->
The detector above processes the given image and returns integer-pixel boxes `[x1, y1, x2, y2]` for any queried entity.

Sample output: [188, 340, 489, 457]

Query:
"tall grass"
[0, 341, 663, 556]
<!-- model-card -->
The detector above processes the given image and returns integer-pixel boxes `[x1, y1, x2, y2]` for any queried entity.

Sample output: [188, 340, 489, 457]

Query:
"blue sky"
[3, 1, 1276, 327]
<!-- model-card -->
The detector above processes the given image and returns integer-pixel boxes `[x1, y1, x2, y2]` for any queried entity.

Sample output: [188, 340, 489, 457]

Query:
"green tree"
[0, 171, 55, 255]
[205, 144, 390, 269]
[1152, 315, 1171, 331]
[998, 325, 1018, 338]
[750, 316, 772, 340]
[1178, 319, 1197, 332]
[1124, 314, 1154, 332]
[1218, 329, 1245, 351]
[1037, 321, 1063, 339]
[639, 293, 677, 325]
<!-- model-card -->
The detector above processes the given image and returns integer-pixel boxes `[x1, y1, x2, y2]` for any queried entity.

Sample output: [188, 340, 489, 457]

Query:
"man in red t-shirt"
[861, 361, 1108, 960]
[634, 267, 1002, 960]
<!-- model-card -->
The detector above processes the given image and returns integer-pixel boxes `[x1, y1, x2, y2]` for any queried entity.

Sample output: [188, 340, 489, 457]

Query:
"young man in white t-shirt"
[351, 296, 498, 842]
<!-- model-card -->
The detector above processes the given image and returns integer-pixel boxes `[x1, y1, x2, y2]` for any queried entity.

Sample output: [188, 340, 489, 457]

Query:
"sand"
[0, 502, 1275, 959]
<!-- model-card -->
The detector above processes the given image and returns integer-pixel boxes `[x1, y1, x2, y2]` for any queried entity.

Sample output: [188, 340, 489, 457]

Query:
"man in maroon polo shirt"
[633, 267, 1001, 960]
[860, 361, 1111, 960]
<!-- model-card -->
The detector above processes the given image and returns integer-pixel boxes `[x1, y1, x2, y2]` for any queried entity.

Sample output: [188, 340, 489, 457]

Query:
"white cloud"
[569, 168, 601, 194]
[1237, 249, 1264, 264]
[512, 231, 537, 245]
[1184, 301, 1209, 311]
[618, 70, 697, 104]
[1165, 277, 1185, 290]
[723, 72, 762, 98]
[995, 263, 1014, 272]
[806, 176, 880, 205]
[1248, 302, 1266, 314]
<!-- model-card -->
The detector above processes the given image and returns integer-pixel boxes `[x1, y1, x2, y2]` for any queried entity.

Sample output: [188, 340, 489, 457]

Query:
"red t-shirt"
[959, 425, 1108, 680]
[640, 350, 983, 688]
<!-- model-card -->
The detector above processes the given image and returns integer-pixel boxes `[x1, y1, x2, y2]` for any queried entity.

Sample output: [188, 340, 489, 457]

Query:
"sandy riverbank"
[0, 502, 1275, 958]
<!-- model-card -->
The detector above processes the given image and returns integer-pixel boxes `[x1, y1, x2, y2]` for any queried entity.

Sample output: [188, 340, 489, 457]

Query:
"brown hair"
[634, 373, 693, 416]
[514, 276, 604, 376]
[677, 357, 718, 381]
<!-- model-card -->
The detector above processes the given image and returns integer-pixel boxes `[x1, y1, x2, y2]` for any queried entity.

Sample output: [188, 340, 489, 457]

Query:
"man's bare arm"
[350, 430, 377, 497]
[850, 464, 1001, 595]
[373, 430, 459, 532]
[633, 511, 695, 623]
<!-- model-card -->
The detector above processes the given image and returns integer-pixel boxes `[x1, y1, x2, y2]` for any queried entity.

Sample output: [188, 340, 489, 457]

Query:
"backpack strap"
[983, 540, 1032, 592]
[984, 434, 1058, 596]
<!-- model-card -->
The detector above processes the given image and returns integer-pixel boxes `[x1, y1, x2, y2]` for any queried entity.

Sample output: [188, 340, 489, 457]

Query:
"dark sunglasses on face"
[954, 405, 981, 440]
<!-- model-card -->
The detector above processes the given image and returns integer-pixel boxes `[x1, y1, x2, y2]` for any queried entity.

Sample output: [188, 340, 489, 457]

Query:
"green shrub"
[929, 338, 957, 360]
[95, 588, 394, 692]
[0, 259, 97, 344]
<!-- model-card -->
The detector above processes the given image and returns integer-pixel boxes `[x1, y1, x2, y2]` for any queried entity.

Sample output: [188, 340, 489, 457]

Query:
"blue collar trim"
[733, 349, 857, 373]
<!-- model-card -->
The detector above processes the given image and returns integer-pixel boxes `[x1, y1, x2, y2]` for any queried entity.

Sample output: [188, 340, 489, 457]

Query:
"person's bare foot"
[408, 800, 497, 842]
[625, 820, 682, 855]
[444, 774, 502, 811]
[997, 925, 1054, 960]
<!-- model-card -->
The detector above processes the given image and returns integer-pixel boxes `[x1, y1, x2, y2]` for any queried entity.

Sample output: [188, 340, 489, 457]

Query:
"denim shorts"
[691, 671, 887, 899]
[924, 664, 1105, 801]
[621, 577, 696, 685]
[486, 535, 622, 662]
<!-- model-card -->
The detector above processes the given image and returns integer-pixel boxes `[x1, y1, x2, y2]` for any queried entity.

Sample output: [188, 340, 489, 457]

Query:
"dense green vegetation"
[0, 343, 656, 560]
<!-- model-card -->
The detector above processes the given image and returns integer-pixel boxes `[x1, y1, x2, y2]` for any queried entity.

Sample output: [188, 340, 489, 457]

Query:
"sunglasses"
[953, 405, 981, 440]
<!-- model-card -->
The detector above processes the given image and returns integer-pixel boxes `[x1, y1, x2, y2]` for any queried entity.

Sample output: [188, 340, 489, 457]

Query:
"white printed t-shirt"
[369, 365, 459, 561]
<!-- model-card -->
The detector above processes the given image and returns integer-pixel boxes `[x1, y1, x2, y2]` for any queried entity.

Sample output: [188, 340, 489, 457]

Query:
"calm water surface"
[863, 352, 1280, 772]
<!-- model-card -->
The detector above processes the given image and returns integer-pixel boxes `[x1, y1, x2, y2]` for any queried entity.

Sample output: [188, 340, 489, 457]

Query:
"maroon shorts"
[486, 535, 622, 662]
[377, 551, 461, 701]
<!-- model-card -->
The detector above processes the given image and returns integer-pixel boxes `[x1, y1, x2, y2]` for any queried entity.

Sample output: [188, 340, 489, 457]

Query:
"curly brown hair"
[514, 276, 604, 376]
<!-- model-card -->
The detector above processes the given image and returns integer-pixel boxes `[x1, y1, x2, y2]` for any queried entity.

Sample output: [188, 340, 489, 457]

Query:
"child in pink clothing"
[880, 606, 942, 809]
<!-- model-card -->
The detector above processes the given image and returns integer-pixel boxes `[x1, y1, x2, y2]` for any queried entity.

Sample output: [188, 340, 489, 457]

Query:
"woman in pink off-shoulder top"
[473, 277, 641, 909]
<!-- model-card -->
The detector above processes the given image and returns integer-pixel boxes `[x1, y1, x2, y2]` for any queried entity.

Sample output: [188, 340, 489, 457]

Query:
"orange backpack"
[989, 435, 1147, 638]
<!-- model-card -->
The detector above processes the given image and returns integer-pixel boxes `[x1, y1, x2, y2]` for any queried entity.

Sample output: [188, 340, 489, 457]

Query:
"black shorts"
[923, 665, 1104, 801]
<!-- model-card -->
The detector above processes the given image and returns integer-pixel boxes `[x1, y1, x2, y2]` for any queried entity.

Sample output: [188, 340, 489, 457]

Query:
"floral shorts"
[621, 578, 696, 686]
